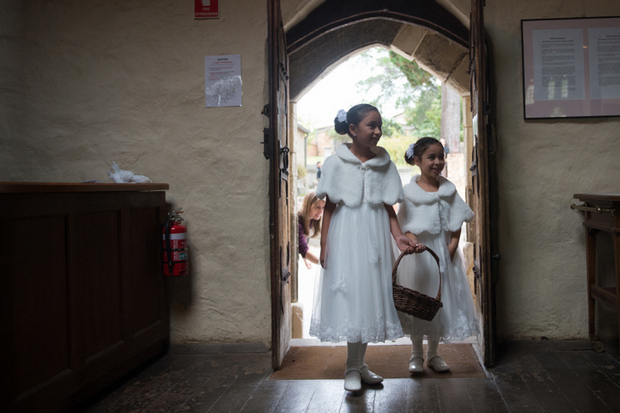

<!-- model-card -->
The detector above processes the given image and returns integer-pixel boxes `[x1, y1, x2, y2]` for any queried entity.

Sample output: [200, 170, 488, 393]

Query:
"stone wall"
[486, 0, 620, 340]
[0, 0, 273, 347]
[2, 0, 619, 349]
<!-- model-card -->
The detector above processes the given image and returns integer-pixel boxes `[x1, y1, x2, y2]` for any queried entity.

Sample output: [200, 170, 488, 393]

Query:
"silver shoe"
[344, 370, 362, 392]
[360, 365, 383, 384]
[408, 357, 424, 373]
[428, 356, 450, 372]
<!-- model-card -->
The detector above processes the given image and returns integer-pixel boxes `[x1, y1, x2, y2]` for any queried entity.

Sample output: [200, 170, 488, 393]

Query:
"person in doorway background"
[309, 104, 422, 393]
[395, 137, 478, 374]
[297, 191, 324, 268]
[316, 161, 322, 180]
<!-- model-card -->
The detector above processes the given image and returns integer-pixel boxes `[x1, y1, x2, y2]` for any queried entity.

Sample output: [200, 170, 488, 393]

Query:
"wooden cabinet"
[0, 183, 170, 413]
[572, 193, 620, 350]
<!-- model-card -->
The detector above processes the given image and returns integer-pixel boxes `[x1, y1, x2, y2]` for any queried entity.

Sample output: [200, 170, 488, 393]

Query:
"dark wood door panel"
[72, 211, 124, 362]
[1, 216, 70, 397]
[126, 207, 165, 337]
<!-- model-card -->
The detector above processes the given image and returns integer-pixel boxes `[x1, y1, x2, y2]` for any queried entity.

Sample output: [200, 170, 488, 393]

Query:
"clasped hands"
[396, 235, 426, 255]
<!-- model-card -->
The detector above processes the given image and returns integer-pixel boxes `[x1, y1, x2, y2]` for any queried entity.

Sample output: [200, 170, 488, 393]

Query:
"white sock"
[358, 342, 368, 368]
[411, 338, 424, 360]
[346, 342, 362, 373]
[426, 338, 439, 360]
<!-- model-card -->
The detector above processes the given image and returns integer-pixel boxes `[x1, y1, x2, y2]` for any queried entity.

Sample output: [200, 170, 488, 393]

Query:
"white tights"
[411, 337, 440, 360]
[346, 342, 368, 373]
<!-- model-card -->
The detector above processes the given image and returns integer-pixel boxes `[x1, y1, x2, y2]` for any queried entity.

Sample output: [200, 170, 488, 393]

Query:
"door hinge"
[262, 128, 273, 160]
[261, 104, 270, 117]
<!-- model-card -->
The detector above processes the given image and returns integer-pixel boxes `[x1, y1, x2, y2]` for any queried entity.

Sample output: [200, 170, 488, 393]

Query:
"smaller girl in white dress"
[395, 137, 479, 373]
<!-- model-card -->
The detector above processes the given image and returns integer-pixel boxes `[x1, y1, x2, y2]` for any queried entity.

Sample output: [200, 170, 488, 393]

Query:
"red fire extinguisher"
[163, 210, 188, 276]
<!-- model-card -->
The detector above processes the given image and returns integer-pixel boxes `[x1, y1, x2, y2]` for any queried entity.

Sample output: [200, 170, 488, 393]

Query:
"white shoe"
[428, 356, 450, 372]
[408, 357, 424, 373]
[344, 370, 362, 392]
[360, 365, 383, 384]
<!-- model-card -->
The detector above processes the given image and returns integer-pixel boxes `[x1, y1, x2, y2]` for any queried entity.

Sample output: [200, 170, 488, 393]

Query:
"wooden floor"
[82, 340, 620, 413]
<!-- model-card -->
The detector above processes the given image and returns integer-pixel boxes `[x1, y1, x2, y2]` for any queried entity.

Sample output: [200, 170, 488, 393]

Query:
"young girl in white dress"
[309, 104, 421, 392]
[395, 137, 479, 373]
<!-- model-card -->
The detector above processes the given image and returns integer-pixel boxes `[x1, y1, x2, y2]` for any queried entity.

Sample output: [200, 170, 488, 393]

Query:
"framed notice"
[522, 17, 620, 119]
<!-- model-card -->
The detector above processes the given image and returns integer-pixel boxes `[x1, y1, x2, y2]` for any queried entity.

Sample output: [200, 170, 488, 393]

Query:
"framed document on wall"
[522, 17, 620, 119]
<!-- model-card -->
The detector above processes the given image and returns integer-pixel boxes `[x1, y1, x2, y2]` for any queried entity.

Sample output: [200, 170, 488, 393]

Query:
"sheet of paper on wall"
[588, 27, 620, 100]
[205, 55, 242, 107]
[532, 28, 585, 102]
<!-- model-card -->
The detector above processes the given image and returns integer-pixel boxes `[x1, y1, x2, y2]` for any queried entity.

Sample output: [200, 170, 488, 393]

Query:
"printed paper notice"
[205, 55, 242, 107]
[588, 27, 620, 100]
[532, 29, 585, 101]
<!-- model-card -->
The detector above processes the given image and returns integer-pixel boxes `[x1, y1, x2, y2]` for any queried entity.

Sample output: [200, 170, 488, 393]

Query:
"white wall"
[485, 0, 620, 340]
[0, 0, 273, 347]
[2, 0, 619, 348]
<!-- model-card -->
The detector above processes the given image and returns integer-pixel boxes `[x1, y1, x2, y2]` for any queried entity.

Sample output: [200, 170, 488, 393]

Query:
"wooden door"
[266, 0, 291, 370]
[469, 0, 498, 367]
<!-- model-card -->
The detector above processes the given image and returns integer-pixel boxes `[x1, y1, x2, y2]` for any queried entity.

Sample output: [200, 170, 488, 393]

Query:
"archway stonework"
[282, 0, 496, 367]
[286, 0, 470, 100]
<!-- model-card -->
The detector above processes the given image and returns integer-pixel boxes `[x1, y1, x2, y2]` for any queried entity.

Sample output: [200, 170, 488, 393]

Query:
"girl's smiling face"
[349, 110, 382, 149]
[310, 199, 325, 221]
[415, 143, 445, 178]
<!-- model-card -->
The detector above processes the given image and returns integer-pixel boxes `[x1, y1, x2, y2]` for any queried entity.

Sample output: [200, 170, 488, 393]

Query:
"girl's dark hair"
[334, 103, 379, 136]
[404, 137, 443, 165]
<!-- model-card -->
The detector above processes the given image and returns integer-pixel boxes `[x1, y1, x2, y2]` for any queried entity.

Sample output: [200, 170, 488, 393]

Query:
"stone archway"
[285, 0, 471, 100]
[282, 0, 498, 367]
[282, 0, 492, 358]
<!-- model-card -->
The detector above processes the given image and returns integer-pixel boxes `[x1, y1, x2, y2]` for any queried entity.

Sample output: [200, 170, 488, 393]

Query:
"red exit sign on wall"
[195, 0, 219, 19]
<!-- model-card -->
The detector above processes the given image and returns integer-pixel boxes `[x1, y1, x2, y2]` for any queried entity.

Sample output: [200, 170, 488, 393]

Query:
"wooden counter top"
[0, 182, 169, 193]
[574, 193, 620, 201]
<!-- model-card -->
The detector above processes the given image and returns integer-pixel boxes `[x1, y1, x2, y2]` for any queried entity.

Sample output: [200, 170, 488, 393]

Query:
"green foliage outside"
[297, 164, 307, 179]
[403, 86, 442, 138]
[379, 135, 413, 167]
[328, 128, 349, 148]
[357, 48, 442, 139]
[307, 156, 323, 166]
[303, 47, 449, 167]
[380, 117, 404, 138]
[354, 48, 443, 165]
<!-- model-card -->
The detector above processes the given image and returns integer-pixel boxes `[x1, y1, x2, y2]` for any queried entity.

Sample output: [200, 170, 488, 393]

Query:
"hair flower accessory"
[405, 143, 415, 159]
[336, 109, 347, 123]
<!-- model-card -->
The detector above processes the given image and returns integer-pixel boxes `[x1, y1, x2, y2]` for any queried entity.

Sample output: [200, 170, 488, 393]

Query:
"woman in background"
[298, 191, 324, 267]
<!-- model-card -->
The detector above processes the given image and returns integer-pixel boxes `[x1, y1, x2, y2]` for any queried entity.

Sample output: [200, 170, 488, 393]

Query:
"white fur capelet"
[316, 144, 403, 207]
[398, 175, 474, 235]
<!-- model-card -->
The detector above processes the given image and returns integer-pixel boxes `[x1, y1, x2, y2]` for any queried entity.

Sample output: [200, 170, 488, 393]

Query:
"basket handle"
[392, 246, 442, 302]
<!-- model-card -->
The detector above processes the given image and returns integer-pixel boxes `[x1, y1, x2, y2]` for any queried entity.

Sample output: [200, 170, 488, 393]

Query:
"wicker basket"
[392, 247, 442, 321]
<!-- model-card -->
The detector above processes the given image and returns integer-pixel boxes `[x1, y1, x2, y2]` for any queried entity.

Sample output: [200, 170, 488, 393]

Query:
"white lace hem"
[309, 320, 404, 343]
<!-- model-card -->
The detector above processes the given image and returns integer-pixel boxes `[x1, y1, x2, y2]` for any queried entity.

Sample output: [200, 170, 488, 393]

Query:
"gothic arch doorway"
[287, 1, 470, 101]
[269, 0, 497, 369]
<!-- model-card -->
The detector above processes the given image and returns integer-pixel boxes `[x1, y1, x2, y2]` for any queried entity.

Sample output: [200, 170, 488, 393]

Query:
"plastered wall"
[0, 0, 273, 347]
[484, 0, 620, 340]
[2, 0, 619, 348]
